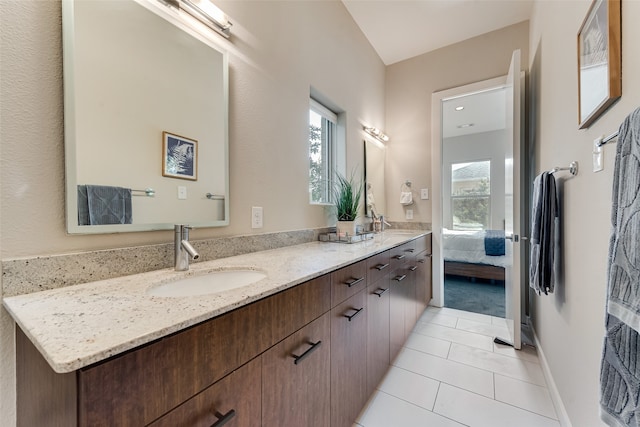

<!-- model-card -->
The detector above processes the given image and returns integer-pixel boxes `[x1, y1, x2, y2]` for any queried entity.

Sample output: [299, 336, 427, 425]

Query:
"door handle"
[505, 234, 519, 242]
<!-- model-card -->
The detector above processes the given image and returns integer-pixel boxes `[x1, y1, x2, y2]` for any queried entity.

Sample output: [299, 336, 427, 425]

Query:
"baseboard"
[532, 326, 573, 427]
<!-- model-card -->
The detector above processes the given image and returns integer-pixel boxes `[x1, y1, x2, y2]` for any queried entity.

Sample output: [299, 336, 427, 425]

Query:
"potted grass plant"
[333, 170, 363, 236]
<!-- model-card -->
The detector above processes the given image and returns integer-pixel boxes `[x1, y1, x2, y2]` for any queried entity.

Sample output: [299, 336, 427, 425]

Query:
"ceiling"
[341, 0, 533, 65]
[442, 87, 506, 138]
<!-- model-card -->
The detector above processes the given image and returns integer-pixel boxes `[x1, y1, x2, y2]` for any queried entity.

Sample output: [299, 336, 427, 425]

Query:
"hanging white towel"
[400, 191, 413, 205]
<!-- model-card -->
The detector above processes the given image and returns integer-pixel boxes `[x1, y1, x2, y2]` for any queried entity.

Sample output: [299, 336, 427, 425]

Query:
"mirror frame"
[62, 0, 229, 234]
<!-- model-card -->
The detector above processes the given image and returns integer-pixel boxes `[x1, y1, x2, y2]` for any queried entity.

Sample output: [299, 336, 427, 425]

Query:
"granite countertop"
[3, 230, 429, 374]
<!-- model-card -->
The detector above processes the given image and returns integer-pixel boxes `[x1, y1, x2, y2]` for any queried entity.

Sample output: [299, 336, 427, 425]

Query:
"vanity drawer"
[413, 235, 431, 254]
[148, 356, 261, 427]
[366, 250, 391, 284]
[331, 260, 367, 307]
[389, 242, 415, 269]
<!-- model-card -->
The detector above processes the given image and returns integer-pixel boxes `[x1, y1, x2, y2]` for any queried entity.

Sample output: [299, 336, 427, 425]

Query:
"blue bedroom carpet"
[444, 275, 505, 318]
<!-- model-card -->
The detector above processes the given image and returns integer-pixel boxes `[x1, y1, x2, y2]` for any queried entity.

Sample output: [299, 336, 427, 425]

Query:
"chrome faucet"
[174, 224, 200, 271]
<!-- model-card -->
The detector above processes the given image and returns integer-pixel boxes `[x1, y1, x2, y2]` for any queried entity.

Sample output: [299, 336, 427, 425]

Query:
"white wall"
[528, 0, 640, 425]
[442, 130, 507, 230]
[385, 21, 529, 225]
[0, 1, 385, 424]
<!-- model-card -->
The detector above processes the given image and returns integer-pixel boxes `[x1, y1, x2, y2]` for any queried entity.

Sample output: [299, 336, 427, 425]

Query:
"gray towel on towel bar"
[77, 185, 132, 225]
[600, 107, 640, 427]
[529, 171, 558, 295]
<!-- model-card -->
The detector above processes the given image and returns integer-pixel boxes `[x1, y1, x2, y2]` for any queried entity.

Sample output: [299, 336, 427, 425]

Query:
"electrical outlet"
[420, 188, 429, 200]
[177, 186, 187, 200]
[252, 206, 263, 228]
[405, 209, 413, 220]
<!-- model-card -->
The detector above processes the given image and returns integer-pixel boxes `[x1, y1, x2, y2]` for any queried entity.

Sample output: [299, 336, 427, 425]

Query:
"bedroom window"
[451, 160, 490, 230]
[309, 98, 338, 204]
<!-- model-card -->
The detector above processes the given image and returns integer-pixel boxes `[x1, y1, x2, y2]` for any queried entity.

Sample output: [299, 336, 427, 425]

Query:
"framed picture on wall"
[577, 0, 621, 129]
[162, 131, 198, 181]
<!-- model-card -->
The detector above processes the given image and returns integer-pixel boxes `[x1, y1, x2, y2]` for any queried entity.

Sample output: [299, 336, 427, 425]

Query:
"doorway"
[431, 49, 524, 349]
[441, 89, 508, 318]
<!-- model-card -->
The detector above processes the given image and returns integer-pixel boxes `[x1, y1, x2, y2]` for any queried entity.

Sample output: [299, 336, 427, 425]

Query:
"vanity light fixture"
[455, 106, 464, 111]
[457, 123, 475, 128]
[161, 0, 232, 38]
[364, 126, 390, 143]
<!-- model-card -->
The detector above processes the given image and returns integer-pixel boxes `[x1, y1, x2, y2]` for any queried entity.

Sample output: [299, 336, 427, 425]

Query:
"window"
[451, 160, 491, 230]
[309, 98, 338, 204]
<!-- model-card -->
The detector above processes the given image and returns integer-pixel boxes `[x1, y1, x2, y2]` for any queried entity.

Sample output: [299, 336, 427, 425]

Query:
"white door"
[497, 49, 523, 350]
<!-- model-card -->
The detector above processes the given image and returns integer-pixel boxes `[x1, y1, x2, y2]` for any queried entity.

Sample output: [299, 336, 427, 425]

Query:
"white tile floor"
[355, 306, 560, 427]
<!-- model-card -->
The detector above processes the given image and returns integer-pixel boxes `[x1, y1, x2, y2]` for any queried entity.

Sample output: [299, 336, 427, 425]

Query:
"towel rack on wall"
[549, 161, 579, 176]
[132, 188, 155, 197]
[596, 131, 619, 147]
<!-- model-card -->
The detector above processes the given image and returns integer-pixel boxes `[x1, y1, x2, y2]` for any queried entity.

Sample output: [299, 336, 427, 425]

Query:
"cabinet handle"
[409, 265, 417, 271]
[344, 307, 364, 322]
[418, 259, 426, 263]
[292, 340, 322, 365]
[393, 274, 407, 282]
[394, 254, 406, 260]
[344, 277, 365, 287]
[406, 248, 415, 253]
[373, 287, 389, 297]
[375, 263, 389, 271]
[210, 409, 236, 427]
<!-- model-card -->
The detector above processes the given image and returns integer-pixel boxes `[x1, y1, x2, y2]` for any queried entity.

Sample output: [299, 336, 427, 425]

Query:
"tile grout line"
[437, 382, 563, 424]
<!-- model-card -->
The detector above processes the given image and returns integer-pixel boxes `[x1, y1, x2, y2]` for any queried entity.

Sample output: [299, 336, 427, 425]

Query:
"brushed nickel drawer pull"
[394, 254, 406, 260]
[418, 259, 426, 263]
[211, 409, 236, 427]
[293, 340, 322, 365]
[344, 277, 365, 287]
[393, 274, 407, 282]
[375, 263, 390, 271]
[406, 248, 415, 253]
[409, 266, 417, 271]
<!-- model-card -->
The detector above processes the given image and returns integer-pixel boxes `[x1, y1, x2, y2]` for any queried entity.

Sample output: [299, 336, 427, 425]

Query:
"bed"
[443, 228, 506, 281]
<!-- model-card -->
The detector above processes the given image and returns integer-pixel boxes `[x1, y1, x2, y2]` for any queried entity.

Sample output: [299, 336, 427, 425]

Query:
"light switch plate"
[177, 186, 187, 200]
[420, 188, 429, 200]
[405, 209, 413, 220]
[252, 206, 263, 228]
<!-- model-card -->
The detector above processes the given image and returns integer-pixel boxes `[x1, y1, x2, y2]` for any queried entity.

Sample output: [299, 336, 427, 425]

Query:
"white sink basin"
[147, 269, 267, 297]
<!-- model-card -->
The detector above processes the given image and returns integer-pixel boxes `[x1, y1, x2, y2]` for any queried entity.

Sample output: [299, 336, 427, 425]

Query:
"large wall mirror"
[63, 0, 229, 234]
[363, 140, 386, 219]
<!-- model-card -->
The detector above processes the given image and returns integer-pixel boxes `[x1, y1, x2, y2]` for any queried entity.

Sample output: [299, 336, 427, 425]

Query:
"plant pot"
[336, 220, 357, 237]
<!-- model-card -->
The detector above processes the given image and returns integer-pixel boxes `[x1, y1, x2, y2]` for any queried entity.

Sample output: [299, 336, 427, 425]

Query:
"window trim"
[309, 98, 338, 205]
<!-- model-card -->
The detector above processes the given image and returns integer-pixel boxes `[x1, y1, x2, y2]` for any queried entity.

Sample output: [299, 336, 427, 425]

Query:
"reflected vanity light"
[161, 0, 232, 38]
[364, 126, 389, 143]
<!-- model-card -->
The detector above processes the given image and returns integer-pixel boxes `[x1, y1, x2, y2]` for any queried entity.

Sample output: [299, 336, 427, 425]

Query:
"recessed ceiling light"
[455, 106, 464, 111]
[457, 123, 474, 128]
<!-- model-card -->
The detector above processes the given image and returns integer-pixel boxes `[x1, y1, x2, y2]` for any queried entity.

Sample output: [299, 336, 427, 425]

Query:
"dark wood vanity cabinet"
[16, 235, 432, 427]
[262, 313, 331, 427]
[366, 252, 391, 395]
[330, 288, 368, 427]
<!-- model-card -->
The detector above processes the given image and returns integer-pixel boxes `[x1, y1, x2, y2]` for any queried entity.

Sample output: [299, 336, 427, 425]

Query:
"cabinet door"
[366, 276, 390, 395]
[262, 313, 331, 427]
[389, 269, 406, 362]
[415, 250, 432, 316]
[148, 357, 261, 427]
[405, 261, 419, 336]
[331, 289, 368, 427]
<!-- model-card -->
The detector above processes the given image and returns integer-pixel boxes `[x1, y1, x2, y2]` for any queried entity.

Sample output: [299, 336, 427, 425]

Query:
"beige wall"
[529, 0, 640, 425]
[0, 1, 385, 424]
[384, 21, 529, 224]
